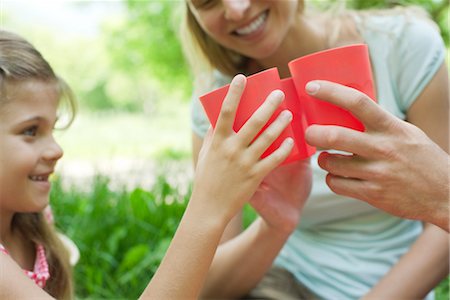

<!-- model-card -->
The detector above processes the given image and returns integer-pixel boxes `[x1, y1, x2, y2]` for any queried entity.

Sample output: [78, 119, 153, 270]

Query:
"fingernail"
[272, 89, 285, 100]
[280, 110, 293, 121]
[268, 90, 284, 106]
[232, 74, 246, 86]
[285, 137, 294, 145]
[306, 81, 320, 95]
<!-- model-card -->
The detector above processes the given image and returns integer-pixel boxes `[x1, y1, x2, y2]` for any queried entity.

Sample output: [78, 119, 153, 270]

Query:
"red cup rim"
[288, 43, 367, 66]
[199, 67, 280, 100]
[246, 67, 279, 80]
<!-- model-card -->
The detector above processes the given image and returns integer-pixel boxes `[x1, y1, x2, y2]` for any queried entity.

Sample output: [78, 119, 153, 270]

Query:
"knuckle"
[252, 115, 268, 128]
[220, 105, 234, 118]
[273, 149, 288, 163]
[349, 93, 368, 111]
[365, 165, 384, 181]
[238, 157, 254, 172]
[324, 130, 340, 147]
[223, 143, 239, 160]
[374, 143, 397, 160]
[246, 167, 260, 179]
[262, 129, 277, 142]
[364, 182, 383, 200]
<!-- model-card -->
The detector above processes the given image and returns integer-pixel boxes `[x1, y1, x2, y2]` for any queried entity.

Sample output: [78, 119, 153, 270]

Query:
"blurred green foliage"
[51, 175, 190, 299]
[6, 0, 446, 113]
[105, 1, 189, 93]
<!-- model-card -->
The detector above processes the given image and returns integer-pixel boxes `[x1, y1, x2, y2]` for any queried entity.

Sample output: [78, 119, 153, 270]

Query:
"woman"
[181, 0, 449, 299]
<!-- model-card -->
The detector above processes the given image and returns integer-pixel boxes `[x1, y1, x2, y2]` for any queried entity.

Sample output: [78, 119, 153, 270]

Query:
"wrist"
[427, 201, 449, 232]
[186, 193, 231, 231]
[257, 217, 294, 240]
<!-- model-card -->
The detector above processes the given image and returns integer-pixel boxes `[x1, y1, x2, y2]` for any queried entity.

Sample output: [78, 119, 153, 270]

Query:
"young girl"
[182, 0, 449, 299]
[0, 30, 294, 299]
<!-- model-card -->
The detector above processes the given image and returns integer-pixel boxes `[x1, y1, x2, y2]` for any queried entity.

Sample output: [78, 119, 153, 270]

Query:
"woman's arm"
[364, 224, 449, 299]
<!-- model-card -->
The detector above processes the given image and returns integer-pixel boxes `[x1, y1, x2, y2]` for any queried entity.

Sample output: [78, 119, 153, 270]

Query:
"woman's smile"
[233, 10, 269, 38]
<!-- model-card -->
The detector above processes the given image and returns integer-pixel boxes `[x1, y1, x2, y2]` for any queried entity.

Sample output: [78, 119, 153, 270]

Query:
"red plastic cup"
[288, 44, 376, 131]
[199, 68, 281, 131]
[199, 68, 315, 164]
[278, 78, 315, 163]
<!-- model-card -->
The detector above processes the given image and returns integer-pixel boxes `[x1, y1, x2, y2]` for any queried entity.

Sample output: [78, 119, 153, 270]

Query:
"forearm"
[141, 202, 227, 300]
[364, 224, 449, 299]
[200, 217, 291, 298]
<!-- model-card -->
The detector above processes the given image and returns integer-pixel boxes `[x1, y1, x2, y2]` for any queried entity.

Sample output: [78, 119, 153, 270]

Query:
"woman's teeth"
[235, 11, 267, 36]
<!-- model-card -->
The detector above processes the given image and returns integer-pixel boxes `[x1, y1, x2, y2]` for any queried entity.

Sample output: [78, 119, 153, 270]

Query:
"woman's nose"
[223, 0, 250, 21]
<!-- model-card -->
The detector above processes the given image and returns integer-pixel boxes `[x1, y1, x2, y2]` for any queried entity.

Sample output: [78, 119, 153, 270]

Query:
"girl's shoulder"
[0, 243, 50, 288]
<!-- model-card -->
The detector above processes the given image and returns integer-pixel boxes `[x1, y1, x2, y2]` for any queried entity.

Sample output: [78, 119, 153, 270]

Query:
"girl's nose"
[43, 137, 64, 162]
[223, 0, 250, 21]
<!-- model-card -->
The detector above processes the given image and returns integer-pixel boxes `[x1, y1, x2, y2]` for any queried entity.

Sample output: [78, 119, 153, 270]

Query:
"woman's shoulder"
[357, 8, 442, 46]
[357, 8, 445, 112]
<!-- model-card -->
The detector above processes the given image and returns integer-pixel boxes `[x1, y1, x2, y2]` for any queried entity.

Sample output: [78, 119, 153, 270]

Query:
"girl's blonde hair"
[180, 0, 436, 91]
[0, 30, 74, 299]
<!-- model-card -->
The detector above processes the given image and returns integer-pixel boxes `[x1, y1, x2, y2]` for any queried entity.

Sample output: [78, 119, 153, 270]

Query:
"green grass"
[51, 175, 190, 299]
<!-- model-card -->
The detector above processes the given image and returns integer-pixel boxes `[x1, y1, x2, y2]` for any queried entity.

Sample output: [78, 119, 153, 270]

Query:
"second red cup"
[288, 44, 376, 131]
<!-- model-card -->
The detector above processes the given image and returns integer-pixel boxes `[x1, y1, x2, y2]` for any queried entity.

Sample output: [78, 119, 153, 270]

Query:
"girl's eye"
[23, 126, 38, 137]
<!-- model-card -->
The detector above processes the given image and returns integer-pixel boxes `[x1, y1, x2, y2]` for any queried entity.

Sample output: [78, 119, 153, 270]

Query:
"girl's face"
[0, 80, 63, 215]
[188, 0, 298, 59]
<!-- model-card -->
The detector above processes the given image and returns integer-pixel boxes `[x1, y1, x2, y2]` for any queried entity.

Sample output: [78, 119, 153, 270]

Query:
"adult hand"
[304, 80, 449, 231]
[250, 159, 312, 234]
[192, 74, 294, 224]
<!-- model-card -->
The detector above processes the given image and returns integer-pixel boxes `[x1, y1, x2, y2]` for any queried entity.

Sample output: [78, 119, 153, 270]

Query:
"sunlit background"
[2, 0, 193, 189]
[2, 0, 448, 190]
[1, 1, 449, 299]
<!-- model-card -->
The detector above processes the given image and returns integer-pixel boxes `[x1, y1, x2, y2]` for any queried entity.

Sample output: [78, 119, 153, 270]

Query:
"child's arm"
[140, 74, 294, 299]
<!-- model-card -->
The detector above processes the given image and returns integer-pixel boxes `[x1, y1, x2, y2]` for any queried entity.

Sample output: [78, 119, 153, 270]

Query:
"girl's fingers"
[237, 90, 285, 145]
[256, 137, 294, 176]
[249, 110, 293, 157]
[215, 74, 247, 135]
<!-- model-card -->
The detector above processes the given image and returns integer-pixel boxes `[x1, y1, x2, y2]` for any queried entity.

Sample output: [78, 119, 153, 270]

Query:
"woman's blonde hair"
[0, 30, 74, 299]
[180, 0, 436, 90]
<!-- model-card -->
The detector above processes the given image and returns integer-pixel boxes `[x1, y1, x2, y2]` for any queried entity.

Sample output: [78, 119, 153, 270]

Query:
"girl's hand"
[191, 74, 294, 224]
[250, 159, 312, 234]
